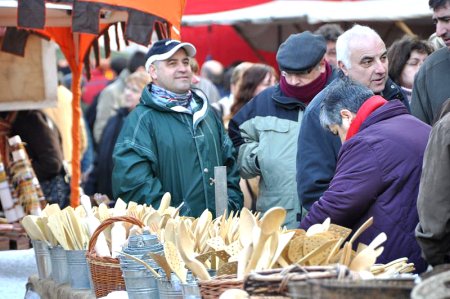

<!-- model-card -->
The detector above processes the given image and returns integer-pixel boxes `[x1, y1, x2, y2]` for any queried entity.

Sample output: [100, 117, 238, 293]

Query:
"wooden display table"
[28, 275, 95, 299]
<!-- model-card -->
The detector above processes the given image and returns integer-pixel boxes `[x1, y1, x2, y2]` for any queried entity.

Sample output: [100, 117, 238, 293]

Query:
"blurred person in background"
[387, 35, 434, 105]
[93, 51, 146, 145]
[229, 31, 335, 228]
[314, 23, 344, 67]
[84, 55, 128, 134]
[43, 83, 89, 178]
[201, 60, 226, 97]
[190, 58, 221, 104]
[81, 58, 110, 107]
[228, 63, 278, 210]
[229, 63, 278, 117]
[213, 62, 253, 124]
[84, 70, 150, 201]
[0, 110, 70, 208]
[411, 0, 450, 125]
[388, 35, 434, 104]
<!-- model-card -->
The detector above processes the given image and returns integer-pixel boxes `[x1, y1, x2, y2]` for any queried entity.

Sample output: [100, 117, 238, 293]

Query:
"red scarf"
[280, 61, 332, 104]
[345, 95, 387, 141]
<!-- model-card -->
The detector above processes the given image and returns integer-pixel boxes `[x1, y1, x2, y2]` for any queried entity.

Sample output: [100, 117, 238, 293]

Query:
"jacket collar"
[360, 100, 409, 132]
[141, 84, 209, 130]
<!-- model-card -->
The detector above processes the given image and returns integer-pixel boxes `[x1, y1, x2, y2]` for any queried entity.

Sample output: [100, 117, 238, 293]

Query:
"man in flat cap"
[112, 39, 243, 218]
[228, 31, 337, 228]
[296, 25, 409, 220]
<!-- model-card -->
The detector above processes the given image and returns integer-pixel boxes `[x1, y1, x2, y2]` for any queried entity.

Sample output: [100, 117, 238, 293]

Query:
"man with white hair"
[296, 25, 409, 216]
[112, 39, 243, 217]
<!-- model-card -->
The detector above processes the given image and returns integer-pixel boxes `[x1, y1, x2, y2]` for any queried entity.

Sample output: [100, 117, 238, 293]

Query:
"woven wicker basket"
[197, 274, 243, 298]
[290, 278, 415, 299]
[86, 216, 144, 298]
[245, 265, 350, 298]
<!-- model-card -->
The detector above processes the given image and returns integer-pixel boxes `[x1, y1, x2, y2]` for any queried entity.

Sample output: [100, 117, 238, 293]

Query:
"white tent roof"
[182, 0, 432, 26]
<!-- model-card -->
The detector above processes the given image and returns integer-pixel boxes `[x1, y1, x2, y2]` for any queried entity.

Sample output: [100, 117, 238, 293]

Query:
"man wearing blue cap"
[112, 39, 243, 217]
[228, 31, 337, 228]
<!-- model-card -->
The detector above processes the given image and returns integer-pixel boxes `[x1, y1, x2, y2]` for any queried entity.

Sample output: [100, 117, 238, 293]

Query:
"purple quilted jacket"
[300, 100, 430, 273]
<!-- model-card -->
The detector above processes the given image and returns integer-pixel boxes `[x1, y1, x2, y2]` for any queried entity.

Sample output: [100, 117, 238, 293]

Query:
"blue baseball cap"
[145, 39, 196, 71]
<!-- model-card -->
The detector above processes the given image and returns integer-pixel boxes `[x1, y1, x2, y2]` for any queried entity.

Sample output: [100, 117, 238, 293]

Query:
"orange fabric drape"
[35, 28, 101, 207]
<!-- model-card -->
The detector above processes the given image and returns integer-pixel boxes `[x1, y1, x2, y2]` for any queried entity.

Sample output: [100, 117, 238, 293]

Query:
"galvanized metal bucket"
[157, 275, 183, 299]
[122, 267, 159, 299]
[181, 281, 201, 299]
[31, 240, 52, 279]
[49, 245, 69, 284]
[66, 249, 91, 289]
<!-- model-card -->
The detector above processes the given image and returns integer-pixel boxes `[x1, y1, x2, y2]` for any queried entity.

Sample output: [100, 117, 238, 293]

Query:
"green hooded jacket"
[112, 84, 243, 217]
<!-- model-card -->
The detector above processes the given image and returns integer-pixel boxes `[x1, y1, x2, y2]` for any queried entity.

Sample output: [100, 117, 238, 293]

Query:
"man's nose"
[374, 59, 387, 74]
[436, 21, 448, 38]
[178, 63, 189, 72]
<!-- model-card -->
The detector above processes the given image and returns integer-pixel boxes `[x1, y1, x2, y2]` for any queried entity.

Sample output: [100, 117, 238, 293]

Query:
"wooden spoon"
[255, 232, 278, 271]
[47, 214, 70, 249]
[238, 207, 256, 248]
[349, 246, 378, 271]
[21, 215, 47, 242]
[158, 192, 171, 214]
[178, 222, 211, 281]
[147, 253, 172, 280]
[118, 251, 161, 278]
[367, 232, 387, 250]
[245, 207, 286, 274]
[306, 217, 331, 237]
[349, 217, 374, 245]
[268, 230, 296, 268]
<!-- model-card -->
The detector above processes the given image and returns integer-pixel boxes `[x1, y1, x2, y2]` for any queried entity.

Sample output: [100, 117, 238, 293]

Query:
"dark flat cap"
[276, 31, 327, 73]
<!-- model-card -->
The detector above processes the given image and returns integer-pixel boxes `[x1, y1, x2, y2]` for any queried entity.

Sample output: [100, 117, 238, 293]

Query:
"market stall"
[21, 196, 447, 299]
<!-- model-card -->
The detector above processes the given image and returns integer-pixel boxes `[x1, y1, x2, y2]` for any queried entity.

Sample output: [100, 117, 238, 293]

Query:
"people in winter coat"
[411, 0, 450, 125]
[300, 77, 430, 273]
[85, 70, 150, 201]
[297, 25, 408, 213]
[0, 110, 69, 208]
[112, 39, 243, 218]
[415, 98, 450, 266]
[228, 32, 337, 228]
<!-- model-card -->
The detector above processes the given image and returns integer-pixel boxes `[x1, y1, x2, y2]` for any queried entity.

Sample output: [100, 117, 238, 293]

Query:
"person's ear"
[340, 109, 355, 125]
[149, 64, 158, 81]
[318, 58, 326, 72]
[338, 61, 349, 76]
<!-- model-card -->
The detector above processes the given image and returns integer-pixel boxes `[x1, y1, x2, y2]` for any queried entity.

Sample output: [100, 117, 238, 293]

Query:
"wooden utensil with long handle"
[245, 207, 286, 274]
[178, 221, 211, 281]
[349, 217, 374, 245]
[118, 251, 161, 278]
[164, 241, 187, 284]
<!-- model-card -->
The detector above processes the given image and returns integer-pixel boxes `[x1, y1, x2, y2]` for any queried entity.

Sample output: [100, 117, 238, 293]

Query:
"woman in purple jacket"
[300, 76, 430, 273]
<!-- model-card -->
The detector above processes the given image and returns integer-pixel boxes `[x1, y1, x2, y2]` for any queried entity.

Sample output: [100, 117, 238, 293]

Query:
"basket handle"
[88, 215, 144, 254]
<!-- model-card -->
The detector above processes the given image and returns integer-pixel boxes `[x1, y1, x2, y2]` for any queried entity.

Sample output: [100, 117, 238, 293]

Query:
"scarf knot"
[151, 84, 193, 109]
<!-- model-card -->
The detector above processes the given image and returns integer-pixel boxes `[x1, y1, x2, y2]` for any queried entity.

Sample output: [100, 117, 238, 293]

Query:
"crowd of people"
[3, 0, 447, 274]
